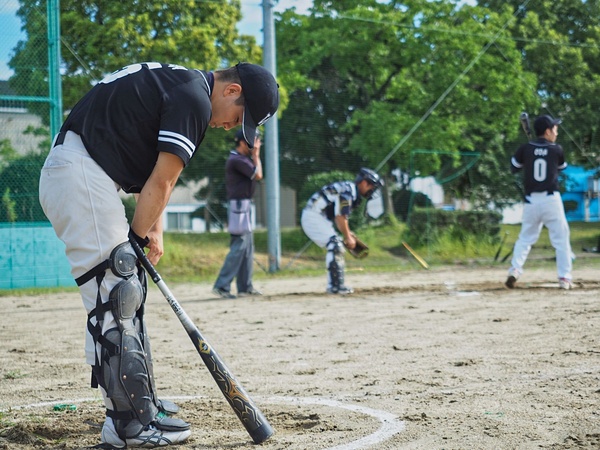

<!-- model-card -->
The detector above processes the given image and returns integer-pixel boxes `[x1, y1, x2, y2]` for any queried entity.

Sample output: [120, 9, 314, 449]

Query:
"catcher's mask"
[355, 167, 383, 200]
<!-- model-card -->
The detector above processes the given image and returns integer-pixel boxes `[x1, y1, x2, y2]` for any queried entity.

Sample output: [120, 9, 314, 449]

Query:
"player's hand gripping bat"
[129, 236, 274, 444]
[345, 233, 369, 258]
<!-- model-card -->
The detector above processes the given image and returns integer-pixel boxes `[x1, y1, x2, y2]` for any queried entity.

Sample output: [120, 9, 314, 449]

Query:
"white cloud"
[0, 0, 21, 14]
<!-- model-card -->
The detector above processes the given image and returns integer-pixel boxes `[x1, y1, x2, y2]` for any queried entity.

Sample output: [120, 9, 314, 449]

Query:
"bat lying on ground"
[345, 233, 369, 258]
[129, 236, 274, 445]
[402, 241, 430, 269]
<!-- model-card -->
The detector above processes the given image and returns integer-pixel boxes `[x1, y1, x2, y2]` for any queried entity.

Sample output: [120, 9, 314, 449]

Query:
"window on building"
[167, 212, 192, 231]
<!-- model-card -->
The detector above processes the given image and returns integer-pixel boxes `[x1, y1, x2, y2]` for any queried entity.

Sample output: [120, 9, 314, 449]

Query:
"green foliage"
[5, 0, 600, 233]
[479, 0, 600, 166]
[406, 208, 502, 247]
[3, 369, 26, 380]
[276, 0, 537, 205]
[0, 150, 48, 222]
[0, 139, 18, 170]
[10, 0, 261, 124]
[122, 196, 136, 224]
[298, 170, 356, 208]
[7, 0, 269, 230]
[0, 188, 17, 222]
[392, 189, 432, 222]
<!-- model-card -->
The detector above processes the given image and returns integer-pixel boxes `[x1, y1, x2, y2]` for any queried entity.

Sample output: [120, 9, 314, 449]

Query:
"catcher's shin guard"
[102, 273, 159, 438]
[82, 242, 188, 439]
[326, 236, 346, 292]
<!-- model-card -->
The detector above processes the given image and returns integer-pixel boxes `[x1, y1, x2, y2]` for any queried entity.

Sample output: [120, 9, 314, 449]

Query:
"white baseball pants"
[509, 192, 572, 280]
[39, 131, 129, 365]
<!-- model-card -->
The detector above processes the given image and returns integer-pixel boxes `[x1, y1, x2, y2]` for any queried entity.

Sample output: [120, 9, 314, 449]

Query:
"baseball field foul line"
[6, 395, 405, 449]
[266, 396, 406, 450]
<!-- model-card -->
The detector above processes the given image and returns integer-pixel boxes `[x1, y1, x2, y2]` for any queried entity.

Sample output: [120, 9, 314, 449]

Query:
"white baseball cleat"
[558, 278, 573, 290]
[101, 417, 191, 448]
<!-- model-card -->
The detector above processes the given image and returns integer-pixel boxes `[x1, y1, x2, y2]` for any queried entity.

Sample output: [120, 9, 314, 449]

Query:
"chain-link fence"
[0, 0, 65, 288]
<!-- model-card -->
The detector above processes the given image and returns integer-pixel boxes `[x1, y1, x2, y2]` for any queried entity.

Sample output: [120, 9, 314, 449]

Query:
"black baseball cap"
[534, 115, 562, 136]
[236, 62, 279, 149]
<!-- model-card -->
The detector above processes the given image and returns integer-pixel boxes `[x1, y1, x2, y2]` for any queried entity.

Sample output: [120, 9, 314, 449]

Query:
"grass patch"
[2, 220, 599, 294]
[3, 370, 26, 380]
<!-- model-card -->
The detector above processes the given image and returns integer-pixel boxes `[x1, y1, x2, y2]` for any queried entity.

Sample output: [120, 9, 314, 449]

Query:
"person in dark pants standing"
[213, 129, 263, 299]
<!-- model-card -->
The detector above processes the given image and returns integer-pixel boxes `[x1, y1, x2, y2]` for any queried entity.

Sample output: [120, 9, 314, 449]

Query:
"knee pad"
[110, 241, 138, 278]
[326, 236, 345, 267]
[326, 237, 345, 289]
[326, 236, 344, 255]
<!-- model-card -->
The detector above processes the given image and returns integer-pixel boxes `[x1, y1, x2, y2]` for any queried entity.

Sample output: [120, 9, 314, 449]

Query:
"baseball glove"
[345, 234, 369, 259]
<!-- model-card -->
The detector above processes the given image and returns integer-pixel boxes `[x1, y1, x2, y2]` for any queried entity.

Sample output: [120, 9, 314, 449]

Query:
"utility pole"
[47, 0, 62, 136]
[262, 0, 281, 272]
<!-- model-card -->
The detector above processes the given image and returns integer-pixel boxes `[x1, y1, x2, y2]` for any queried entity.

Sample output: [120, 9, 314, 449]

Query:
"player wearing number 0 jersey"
[505, 114, 573, 290]
[39, 61, 279, 447]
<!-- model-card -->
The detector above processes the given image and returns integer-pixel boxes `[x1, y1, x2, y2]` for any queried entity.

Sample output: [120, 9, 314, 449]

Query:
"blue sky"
[0, 0, 313, 80]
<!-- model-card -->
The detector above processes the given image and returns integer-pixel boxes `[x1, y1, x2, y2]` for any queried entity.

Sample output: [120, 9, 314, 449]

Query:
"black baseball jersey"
[511, 138, 567, 195]
[225, 150, 258, 200]
[61, 62, 213, 193]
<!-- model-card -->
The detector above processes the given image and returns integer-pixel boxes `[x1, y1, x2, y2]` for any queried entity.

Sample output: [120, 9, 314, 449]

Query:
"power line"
[375, 0, 532, 172]
[338, 13, 600, 51]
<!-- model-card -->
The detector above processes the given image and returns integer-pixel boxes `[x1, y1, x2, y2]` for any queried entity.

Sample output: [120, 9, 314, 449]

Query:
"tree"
[478, 0, 600, 166]
[275, 0, 538, 212]
[10, 0, 261, 111]
[0, 149, 49, 222]
[8, 0, 265, 220]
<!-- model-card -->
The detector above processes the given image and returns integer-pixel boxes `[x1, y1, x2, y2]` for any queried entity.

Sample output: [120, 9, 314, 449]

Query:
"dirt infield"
[1, 265, 600, 449]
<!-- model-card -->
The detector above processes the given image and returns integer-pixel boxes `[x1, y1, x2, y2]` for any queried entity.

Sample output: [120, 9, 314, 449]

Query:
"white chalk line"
[266, 396, 405, 450]
[3, 395, 405, 450]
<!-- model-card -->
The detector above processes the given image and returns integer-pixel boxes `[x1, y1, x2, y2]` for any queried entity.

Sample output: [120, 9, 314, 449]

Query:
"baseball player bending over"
[39, 62, 279, 447]
[505, 115, 574, 290]
[301, 168, 383, 294]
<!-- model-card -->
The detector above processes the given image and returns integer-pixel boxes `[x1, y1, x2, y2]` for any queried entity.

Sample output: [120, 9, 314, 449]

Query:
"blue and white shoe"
[100, 417, 191, 448]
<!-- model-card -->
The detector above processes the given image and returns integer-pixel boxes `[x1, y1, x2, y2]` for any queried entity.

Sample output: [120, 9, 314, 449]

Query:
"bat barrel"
[191, 330, 274, 443]
[129, 235, 275, 444]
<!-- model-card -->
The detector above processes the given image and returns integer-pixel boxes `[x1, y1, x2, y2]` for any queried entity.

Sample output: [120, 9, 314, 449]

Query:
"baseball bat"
[494, 232, 508, 262]
[501, 248, 513, 263]
[520, 112, 532, 140]
[402, 241, 429, 269]
[129, 236, 274, 444]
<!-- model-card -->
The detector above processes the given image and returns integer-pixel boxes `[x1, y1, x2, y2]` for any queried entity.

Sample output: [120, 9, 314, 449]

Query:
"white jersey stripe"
[511, 156, 523, 169]
[158, 137, 194, 158]
[159, 131, 195, 157]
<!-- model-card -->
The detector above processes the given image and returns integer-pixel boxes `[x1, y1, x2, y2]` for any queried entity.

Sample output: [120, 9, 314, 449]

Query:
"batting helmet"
[355, 168, 383, 199]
